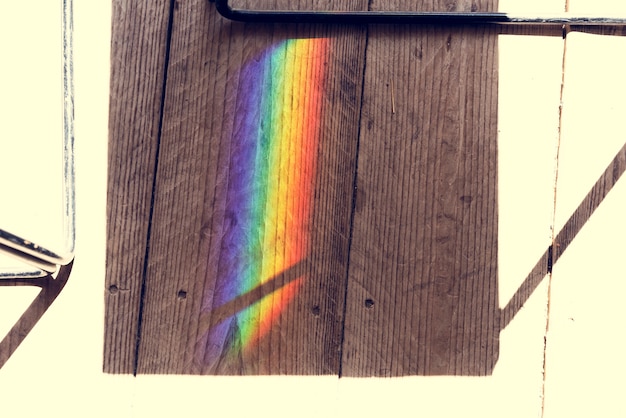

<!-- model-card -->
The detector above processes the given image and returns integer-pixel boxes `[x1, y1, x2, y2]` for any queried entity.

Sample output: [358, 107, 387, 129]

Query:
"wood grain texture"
[104, 0, 174, 373]
[104, 0, 573, 376]
[132, 0, 368, 374]
[340, 0, 501, 376]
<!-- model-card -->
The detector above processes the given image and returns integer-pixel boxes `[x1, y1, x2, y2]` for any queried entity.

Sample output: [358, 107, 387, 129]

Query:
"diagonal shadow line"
[0, 261, 73, 369]
[196, 258, 310, 339]
[501, 140, 626, 329]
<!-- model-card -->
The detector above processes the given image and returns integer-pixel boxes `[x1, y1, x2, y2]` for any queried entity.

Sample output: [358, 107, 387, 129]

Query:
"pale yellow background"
[1, 1, 625, 417]
[0, 2, 65, 273]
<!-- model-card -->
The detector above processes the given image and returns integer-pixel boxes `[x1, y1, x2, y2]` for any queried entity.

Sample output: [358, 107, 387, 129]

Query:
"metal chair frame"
[212, 0, 626, 26]
[0, 0, 74, 279]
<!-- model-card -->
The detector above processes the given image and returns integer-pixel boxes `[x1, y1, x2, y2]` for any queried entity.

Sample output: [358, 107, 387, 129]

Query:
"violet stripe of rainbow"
[205, 38, 329, 364]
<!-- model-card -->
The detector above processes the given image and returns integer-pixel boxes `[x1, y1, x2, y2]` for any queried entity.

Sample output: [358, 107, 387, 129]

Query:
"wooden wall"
[106, 0, 503, 376]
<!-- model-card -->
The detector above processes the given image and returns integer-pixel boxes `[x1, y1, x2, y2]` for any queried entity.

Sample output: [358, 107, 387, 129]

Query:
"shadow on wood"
[193, 258, 310, 374]
[196, 259, 309, 342]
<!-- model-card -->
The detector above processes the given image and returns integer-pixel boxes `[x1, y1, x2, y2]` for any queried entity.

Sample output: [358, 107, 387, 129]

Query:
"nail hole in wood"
[365, 298, 375, 309]
[177, 290, 187, 300]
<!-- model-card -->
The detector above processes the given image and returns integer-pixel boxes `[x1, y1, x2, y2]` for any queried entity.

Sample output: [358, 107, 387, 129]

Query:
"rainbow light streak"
[203, 38, 328, 365]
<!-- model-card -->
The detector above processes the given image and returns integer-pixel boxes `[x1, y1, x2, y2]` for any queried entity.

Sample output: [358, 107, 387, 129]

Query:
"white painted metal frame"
[0, 0, 74, 279]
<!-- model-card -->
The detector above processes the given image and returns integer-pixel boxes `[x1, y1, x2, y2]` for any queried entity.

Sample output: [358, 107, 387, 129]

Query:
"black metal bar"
[212, 0, 626, 26]
[213, 0, 508, 24]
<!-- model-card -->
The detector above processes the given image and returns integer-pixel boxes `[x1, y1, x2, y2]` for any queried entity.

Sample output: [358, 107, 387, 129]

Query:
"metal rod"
[213, 0, 626, 26]
[0, 0, 74, 279]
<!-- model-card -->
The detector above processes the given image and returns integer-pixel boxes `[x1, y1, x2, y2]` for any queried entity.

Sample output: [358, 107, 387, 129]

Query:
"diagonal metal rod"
[212, 0, 626, 26]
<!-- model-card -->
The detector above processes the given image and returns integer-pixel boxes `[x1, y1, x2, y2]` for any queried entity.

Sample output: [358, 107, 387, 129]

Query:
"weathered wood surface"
[106, 0, 369, 375]
[105, 0, 174, 373]
[341, 0, 500, 377]
[134, 1, 368, 375]
[104, 0, 560, 375]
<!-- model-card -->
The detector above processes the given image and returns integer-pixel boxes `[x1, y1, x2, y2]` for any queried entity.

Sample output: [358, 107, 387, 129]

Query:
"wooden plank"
[341, 0, 501, 376]
[104, 0, 174, 373]
[133, 0, 368, 374]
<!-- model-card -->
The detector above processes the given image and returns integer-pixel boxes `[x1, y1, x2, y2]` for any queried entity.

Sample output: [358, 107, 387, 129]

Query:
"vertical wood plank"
[104, 0, 173, 373]
[341, 0, 501, 376]
[134, 0, 368, 374]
